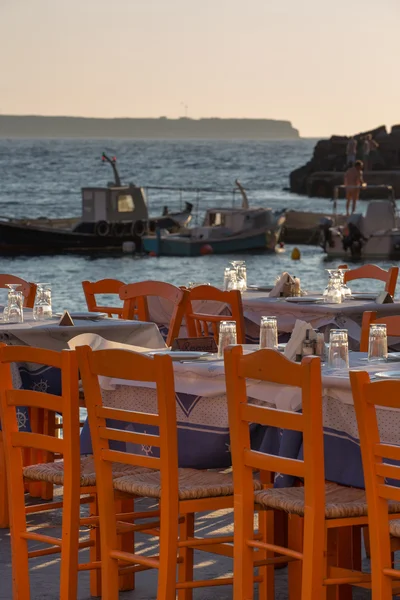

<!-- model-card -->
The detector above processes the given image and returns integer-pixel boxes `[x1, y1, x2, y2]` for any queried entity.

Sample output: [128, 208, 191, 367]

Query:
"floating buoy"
[149, 251, 157, 257]
[200, 244, 213, 255]
[291, 247, 301, 260]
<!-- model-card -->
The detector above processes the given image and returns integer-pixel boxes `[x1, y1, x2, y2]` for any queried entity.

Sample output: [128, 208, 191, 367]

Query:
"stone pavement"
[0, 496, 372, 599]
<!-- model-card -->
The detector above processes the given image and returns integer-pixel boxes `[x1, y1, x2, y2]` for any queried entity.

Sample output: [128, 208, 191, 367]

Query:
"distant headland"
[0, 115, 300, 140]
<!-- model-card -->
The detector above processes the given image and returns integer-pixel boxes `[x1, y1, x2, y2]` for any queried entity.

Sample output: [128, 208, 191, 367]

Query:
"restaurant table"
[1, 312, 166, 432]
[241, 291, 400, 346]
[79, 341, 400, 491]
[147, 292, 400, 348]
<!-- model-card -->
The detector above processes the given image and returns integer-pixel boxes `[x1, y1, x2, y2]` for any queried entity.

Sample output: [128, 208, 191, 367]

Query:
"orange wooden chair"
[0, 274, 37, 308]
[185, 285, 246, 344]
[82, 278, 125, 318]
[119, 280, 189, 346]
[350, 371, 400, 599]
[341, 264, 399, 297]
[360, 311, 400, 352]
[0, 345, 141, 598]
[76, 344, 263, 599]
[224, 346, 376, 599]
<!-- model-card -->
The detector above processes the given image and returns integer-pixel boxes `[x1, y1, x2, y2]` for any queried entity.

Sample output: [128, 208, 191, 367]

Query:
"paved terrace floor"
[0, 496, 372, 599]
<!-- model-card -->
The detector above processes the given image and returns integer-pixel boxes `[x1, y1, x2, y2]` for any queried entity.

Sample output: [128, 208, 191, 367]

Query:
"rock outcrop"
[290, 125, 400, 197]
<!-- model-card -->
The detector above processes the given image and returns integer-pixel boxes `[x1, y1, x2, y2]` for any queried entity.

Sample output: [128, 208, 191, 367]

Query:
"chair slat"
[375, 462, 400, 481]
[365, 381, 400, 407]
[374, 443, 400, 461]
[6, 390, 63, 413]
[96, 406, 160, 427]
[240, 403, 304, 432]
[99, 426, 161, 447]
[377, 483, 400, 503]
[12, 432, 64, 454]
[0, 345, 62, 369]
[243, 449, 305, 479]
[100, 448, 160, 470]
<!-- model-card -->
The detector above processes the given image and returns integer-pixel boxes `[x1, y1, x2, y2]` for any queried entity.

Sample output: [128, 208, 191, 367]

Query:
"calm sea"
[0, 138, 393, 311]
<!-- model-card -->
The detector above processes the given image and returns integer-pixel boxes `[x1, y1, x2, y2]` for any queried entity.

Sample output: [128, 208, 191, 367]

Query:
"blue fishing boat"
[141, 181, 286, 257]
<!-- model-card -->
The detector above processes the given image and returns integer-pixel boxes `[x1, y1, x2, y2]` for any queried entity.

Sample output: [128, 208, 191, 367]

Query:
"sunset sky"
[1, 0, 399, 137]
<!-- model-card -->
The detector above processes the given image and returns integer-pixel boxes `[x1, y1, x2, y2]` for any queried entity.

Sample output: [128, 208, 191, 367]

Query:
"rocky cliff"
[290, 125, 400, 196]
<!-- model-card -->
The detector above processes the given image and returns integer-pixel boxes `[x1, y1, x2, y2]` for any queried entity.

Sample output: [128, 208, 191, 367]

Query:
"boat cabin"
[81, 184, 148, 224]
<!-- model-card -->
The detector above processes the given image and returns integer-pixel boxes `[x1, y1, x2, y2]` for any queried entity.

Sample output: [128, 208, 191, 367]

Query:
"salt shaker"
[302, 330, 315, 357]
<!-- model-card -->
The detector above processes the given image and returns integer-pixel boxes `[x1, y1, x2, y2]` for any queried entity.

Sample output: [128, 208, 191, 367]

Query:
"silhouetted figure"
[344, 160, 364, 215]
[346, 136, 357, 166]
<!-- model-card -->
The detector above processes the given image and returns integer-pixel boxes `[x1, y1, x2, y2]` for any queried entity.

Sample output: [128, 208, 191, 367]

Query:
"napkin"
[269, 272, 295, 298]
[284, 319, 317, 361]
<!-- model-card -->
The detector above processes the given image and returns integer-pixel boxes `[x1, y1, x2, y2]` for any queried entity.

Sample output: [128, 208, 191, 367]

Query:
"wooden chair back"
[0, 345, 80, 533]
[360, 311, 400, 352]
[350, 371, 400, 595]
[82, 279, 125, 318]
[0, 275, 37, 308]
[185, 285, 246, 344]
[343, 265, 399, 296]
[76, 345, 179, 552]
[224, 346, 324, 518]
[119, 281, 189, 346]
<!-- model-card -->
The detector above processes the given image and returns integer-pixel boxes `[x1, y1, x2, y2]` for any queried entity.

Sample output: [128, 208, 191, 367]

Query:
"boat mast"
[101, 152, 122, 187]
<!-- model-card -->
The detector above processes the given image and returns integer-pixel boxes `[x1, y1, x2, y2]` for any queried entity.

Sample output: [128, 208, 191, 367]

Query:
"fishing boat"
[141, 180, 286, 256]
[320, 184, 400, 259]
[0, 154, 192, 255]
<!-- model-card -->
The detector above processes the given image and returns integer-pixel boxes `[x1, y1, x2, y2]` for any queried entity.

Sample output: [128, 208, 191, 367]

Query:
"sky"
[1, 0, 399, 137]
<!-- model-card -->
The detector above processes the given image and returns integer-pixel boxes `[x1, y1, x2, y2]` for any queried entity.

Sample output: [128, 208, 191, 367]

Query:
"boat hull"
[0, 219, 142, 255]
[142, 231, 278, 256]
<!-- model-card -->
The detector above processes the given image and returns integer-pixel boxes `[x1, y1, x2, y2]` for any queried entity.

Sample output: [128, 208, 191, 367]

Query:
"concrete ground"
[0, 495, 372, 599]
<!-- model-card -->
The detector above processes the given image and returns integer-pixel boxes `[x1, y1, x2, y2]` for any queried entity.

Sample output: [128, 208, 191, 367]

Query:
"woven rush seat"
[114, 468, 262, 500]
[23, 456, 149, 487]
[255, 482, 400, 519]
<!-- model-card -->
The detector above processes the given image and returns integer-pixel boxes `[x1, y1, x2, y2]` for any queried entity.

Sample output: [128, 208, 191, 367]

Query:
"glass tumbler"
[223, 268, 237, 291]
[33, 283, 53, 320]
[6, 290, 24, 323]
[217, 321, 237, 358]
[259, 316, 278, 349]
[236, 265, 247, 292]
[368, 324, 388, 362]
[328, 329, 349, 370]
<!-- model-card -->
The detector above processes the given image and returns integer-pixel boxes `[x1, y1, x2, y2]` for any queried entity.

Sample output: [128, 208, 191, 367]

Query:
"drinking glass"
[33, 283, 53, 320]
[230, 260, 247, 292]
[3, 284, 24, 323]
[323, 270, 342, 304]
[328, 329, 349, 369]
[217, 321, 237, 358]
[223, 268, 237, 291]
[338, 268, 352, 299]
[259, 316, 278, 349]
[368, 324, 388, 362]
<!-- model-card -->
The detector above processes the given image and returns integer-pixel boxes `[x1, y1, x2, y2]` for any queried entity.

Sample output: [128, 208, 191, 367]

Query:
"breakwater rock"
[290, 125, 400, 197]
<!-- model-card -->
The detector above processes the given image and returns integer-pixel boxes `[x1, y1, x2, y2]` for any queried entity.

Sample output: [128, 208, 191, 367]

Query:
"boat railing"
[143, 185, 241, 225]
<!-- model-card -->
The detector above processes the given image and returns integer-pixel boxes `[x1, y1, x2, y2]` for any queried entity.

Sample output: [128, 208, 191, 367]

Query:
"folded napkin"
[269, 272, 295, 298]
[284, 319, 317, 361]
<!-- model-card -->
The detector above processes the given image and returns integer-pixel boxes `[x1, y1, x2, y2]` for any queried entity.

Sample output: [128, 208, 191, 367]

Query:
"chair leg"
[89, 495, 102, 598]
[233, 501, 255, 600]
[257, 509, 274, 600]
[362, 526, 370, 559]
[59, 480, 80, 599]
[115, 497, 135, 592]
[178, 513, 195, 600]
[301, 519, 326, 600]
[40, 410, 55, 501]
[0, 434, 9, 528]
[352, 526, 362, 571]
[288, 514, 303, 600]
[326, 527, 353, 600]
[157, 499, 179, 600]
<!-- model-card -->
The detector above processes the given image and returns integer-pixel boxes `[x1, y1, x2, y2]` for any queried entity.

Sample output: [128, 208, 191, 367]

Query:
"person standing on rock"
[344, 160, 364, 215]
[346, 136, 357, 166]
[362, 134, 379, 171]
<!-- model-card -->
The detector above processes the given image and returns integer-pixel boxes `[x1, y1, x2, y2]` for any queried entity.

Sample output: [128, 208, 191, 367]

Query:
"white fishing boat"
[320, 184, 400, 259]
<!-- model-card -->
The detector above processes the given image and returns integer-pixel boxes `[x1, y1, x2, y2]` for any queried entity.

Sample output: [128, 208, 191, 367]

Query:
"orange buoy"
[200, 244, 213, 255]
[149, 251, 157, 257]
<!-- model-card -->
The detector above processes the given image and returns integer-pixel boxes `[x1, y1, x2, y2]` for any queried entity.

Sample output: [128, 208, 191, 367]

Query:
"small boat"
[141, 180, 286, 257]
[0, 154, 192, 255]
[320, 184, 400, 259]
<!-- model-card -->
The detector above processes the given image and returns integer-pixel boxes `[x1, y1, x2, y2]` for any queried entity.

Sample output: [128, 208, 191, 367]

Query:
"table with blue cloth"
[79, 347, 400, 489]
[0, 312, 166, 432]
